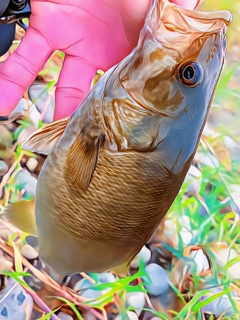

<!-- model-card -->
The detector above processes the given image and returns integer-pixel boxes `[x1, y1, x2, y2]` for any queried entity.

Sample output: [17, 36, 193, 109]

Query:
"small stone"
[97, 272, 116, 283]
[81, 289, 102, 299]
[0, 161, 8, 176]
[26, 158, 38, 172]
[201, 287, 233, 317]
[0, 278, 33, 320]
[131, 246, 151, 268]
[21, 244, 38, 260]
[1, 307, 8, 317]
[126, 292, 145, 316]
[189, 249, 210, 275]
[73, 278, 92, 292]
[115, 311, 138, 320]
[58, 312, 74, 320]
[143, 263, 169, 296]
[17, 292, 26, 305]
[11, 98, 28, 115]
[83, 311, 97, 320]
[15, 170, 37, 198]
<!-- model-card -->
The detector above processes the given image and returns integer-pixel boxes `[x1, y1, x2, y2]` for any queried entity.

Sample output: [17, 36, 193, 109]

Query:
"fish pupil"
[183, 65, 195, 80]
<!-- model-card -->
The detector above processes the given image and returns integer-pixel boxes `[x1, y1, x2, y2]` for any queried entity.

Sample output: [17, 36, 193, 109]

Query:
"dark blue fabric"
[0, 23, 16, 56]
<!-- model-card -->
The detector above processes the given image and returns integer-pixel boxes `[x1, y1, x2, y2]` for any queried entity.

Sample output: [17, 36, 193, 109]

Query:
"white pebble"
[26, 158, 38, 171]
[180, 227, 193, 245]
[21, 244, 38, 260]
[131, 246, 151, 268]
[97, 272, 115, 283]
[189, 249, 210, 275]
[58, 312, 73, 320]
[126, 292, 145, 316]
[81, 289, 102, 299]
[144, 263, 169, 296]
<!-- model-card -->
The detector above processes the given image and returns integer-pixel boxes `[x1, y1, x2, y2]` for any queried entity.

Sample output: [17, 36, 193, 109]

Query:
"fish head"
[120, 0, 231, 172]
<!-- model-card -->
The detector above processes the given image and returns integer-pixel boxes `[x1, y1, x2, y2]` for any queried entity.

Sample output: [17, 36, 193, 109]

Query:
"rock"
[58, 312, 74, 320]
[131, 246, 151, 268]
[74, 278, 102, 299]
[201, 287, 233, 317]
[28, 82, 54, 123]
[189, 249, 210, 275]
[81, 288, 103, 299]
[73, 278, 93, 292]
[21, 244, 39, 260]
[26, 158, 38, 172]
[0, 161, 8, 176]
[115, 311, 138, 320]
[212, 247, 240, 279]
[14, 170, 37, 199]
[0, 278, 33, 320]
[97, 272, 116, 284]
[10, 98, 28, 116]
[143, 263, 169, 296]
[126, 292, 145, 316]
[83, 311, 97, 320]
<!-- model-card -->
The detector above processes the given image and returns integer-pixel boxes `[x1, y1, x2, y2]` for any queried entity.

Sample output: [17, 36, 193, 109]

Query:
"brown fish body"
[22, 0, 231, 277]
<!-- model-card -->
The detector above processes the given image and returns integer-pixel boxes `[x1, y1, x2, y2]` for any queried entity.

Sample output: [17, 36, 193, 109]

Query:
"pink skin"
[0, 0, 199, 121]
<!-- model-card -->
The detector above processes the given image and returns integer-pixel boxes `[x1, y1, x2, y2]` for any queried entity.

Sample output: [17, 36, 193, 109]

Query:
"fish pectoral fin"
[65, 131, 104, 191]
[22, 117, 69, 155]
[1, 199, 38, 236]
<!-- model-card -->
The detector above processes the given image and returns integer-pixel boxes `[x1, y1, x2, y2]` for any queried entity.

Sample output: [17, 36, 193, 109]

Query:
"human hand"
[0, 0, 199, 121]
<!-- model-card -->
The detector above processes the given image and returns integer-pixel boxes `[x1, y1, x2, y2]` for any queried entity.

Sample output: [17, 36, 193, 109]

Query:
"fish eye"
[178, 62, 203, 87]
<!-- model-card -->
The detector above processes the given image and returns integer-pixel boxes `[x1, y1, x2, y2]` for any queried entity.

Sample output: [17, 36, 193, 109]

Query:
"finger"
[54, 54, 98, 120]
[0, 26, 53, 116]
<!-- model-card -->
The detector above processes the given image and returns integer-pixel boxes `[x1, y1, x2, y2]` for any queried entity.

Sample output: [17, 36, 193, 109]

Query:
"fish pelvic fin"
[22, 117, 69, 155]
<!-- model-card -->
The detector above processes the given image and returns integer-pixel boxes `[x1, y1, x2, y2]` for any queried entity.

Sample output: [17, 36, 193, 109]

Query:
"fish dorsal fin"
[22, 118, 69, 155]
[65, 129, 104, 191]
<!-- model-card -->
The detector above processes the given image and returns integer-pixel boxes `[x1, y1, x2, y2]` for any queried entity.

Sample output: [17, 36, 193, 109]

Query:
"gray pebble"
[126, 292, 145, 316]
[97, 272, 115, 284]
[201, 287, 233, 317]
[21, 244, 38, 260]
[58, 312, 74, 320]
[0, 161, 8, 176]
[73, 278, 92, 292]
[143, 263, 169, 296]
[115, 311, 138, 320]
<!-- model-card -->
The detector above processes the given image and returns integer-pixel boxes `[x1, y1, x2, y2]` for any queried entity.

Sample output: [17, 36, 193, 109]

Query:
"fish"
[13, 0, 231, 280]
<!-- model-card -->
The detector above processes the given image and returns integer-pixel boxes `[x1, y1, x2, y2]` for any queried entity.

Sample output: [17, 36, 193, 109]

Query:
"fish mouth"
[142, 0, 232, 47]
